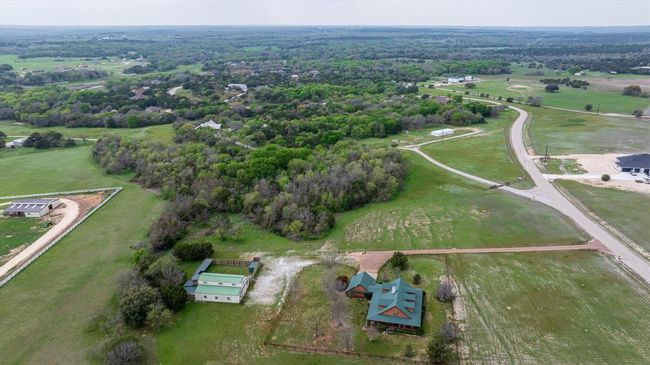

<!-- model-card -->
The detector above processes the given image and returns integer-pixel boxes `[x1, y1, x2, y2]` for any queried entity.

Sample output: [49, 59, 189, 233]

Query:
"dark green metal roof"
[366, 278, 423, 327]
[346, 271, 376, 292]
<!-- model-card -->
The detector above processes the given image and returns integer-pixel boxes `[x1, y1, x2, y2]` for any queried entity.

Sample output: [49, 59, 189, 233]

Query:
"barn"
[193, 273, 250, 304]
[3, 198, 62, 218]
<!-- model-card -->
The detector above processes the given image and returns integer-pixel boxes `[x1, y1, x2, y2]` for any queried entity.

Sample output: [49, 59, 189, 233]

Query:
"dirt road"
[0, 198, 80, 279]
[349, 240, 609, 278]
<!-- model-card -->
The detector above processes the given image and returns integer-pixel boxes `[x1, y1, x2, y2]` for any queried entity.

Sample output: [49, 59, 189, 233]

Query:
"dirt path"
[0, 198, 80, 279]
[167, 85, 182, 95]
[348, 240, 609, 278]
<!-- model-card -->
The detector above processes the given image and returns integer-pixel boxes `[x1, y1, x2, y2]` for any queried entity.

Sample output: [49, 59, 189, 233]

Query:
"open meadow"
[420, 109, 533, 189]
[0, 121, 174, 143]
[450, 251, 650, 364]
[557, 181, 650, 253]
[525, 107, 650, 155]
[0, 146, 163, 364]
[0, 216, 48, 262]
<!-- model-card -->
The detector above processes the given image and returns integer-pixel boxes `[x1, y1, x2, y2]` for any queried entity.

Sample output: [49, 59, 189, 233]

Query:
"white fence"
[0, 187, 123, 287]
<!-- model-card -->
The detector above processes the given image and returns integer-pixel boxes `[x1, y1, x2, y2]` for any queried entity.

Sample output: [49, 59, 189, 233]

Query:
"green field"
[526, 107, 650, 155]
[0, 121, 174, 143]
[322, 155, 586, 250]
[450, 252, 650, 364]
[445, 79, 649, 115]
[0, 216, 48, 260]
[538, 158, 586, 174]
[0, 146, 163, 364]
[557, 181, 650, 252]
[420, 109, 533, 189]
[0, 54, 143, 75]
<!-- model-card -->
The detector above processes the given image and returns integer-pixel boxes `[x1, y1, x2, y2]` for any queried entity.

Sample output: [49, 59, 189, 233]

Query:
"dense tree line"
[23, 131, 76, 149]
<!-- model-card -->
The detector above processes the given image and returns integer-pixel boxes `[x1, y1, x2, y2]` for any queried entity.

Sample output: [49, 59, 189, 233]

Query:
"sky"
[1, 0, 649, 27]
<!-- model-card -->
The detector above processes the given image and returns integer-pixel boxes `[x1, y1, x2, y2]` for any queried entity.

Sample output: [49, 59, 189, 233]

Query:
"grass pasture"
[0, 121, 175, 144]
[557, 180, 650, 253]
[538, 158, 586, 174]
[420, 109, 534, 189]
[324, 155, 586, 250]
[0, 146, 163, 364]
[450, 251, 650, 364]
[445, 79, 649, 114]
[525, 107, 650, 155]
[0, 216, 48, 261]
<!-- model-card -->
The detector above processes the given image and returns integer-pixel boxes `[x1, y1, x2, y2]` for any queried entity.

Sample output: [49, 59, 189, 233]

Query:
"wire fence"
[0, 187, 123, 287]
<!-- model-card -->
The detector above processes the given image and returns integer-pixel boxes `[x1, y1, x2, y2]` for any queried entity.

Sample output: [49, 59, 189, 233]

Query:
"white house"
[447, 77, 461, 84]
[3, 198, 62, 218]
[5, 137, 26, 148]
[193, 273, 250, 303]
[195, 120, 222, 130]
[226, 83, 248, 92]
[430, 128, 454, 137]
[465, 75, 474, 81]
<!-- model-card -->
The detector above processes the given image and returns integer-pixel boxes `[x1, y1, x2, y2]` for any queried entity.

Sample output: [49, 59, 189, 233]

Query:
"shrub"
[601, 174, 611, 182]
[506, 97, 514, 102]
[118, 285, 160, 328]
[622, 85, 642, 97]
[105, 338, 142, 365]
[633, 109, 643, 119]
[440, 322, 458, 343]
[427, 335, 453, 364]
[404, 344, 416, 358]
[390, 251, 409, 270]
[172, 240, 214, 261]
[585, 104, 593, 111]
[144, 256, 186, 288]
[413, 273, 422, 285]
[146, 304, 174, 330]
[436, 281, 455, 302]
[544, 84, 559, 93]
[465, 82, 476, 89]
[160, 285, 187, 311]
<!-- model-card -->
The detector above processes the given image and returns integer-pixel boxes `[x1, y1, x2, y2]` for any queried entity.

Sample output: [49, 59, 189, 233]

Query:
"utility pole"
[596, 104, 600, 115]
[544, 146, 549, 163]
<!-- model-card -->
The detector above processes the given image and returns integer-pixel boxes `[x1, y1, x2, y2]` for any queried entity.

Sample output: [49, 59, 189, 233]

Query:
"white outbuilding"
[3, 198, 62, 218]
[192, 273, 250, 303]
[430, 128, 454, 137]
[195, 120, 222, 130]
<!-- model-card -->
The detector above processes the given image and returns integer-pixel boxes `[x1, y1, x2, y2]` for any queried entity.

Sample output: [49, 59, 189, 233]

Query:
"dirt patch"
[63, 193, 106, 217]
[247, 256, 315, 306]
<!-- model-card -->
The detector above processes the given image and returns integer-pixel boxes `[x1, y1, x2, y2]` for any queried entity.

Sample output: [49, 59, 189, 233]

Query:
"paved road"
[0, 199, 80, 279]
[507, 105, 650, 284]
[349, 240, 609, 278]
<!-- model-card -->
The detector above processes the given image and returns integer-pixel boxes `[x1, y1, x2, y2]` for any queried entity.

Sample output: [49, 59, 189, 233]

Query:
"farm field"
[0, 121, 175, 143]
[0, 216, 48, 261]
[0, 146, 163, 364]
[445, 78, 649, 114]
[557, 180, 650, 253]
[450, 251, 650, 364]
[420, 109, 534, 189]
[0, 54, 144, 74]
[525, 107, 650, 155]
[361, 126, 474, 147]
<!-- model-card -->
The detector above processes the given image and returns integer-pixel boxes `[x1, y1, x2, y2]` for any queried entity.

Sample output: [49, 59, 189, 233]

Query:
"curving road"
[402, 104, 650, 285]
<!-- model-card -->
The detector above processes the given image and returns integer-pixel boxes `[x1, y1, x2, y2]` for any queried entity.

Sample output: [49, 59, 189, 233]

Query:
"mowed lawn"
[446, 78, 649, 114]
[450, 252, 650, 364]
[421, 109, 534, 189]
[0, 146, 163, 364]
[557, 181, 650, 253]
[323, 155, 587, 250]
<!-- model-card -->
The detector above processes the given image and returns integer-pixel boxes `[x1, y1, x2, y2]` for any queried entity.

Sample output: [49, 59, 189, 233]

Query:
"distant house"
[144, 106, 161, 113]
[3, 198, 62, 218]
[447, 77, 461, 84]
[430, 128, 454, 137]
[465, 75, 474, 81]
[226, 83, 248, 92]
[345, 272, 376, 299]
[5, 137, 26, 149]
[130, 86, 150, 100]
[616, 153, 650, 175]
[195, 120, 222, 130]
[192, 273, 250, 303]
[366, 278, 424, 333]
[435, 96, 450, 104]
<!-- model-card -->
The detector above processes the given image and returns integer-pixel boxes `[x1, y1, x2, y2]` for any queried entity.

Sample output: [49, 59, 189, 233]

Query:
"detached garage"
[616, 153, 650, 175]
[3, 198, 62, 218]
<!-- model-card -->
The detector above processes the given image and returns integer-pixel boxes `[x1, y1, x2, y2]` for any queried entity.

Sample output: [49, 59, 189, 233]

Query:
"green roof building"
[193, 273, 250, 304]
[345, 271, 376, 298]
[366, 278, 424, 332]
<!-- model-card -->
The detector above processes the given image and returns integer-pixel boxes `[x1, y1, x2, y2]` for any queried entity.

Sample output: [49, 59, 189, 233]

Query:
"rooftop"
[194, 284, 242, 296]
[4, 198, 59, 214]
[367, 278, 424, 328]
[346, 271, 376, 292]
[198, 272, 247, 284]
[617, 153, 650, 169]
